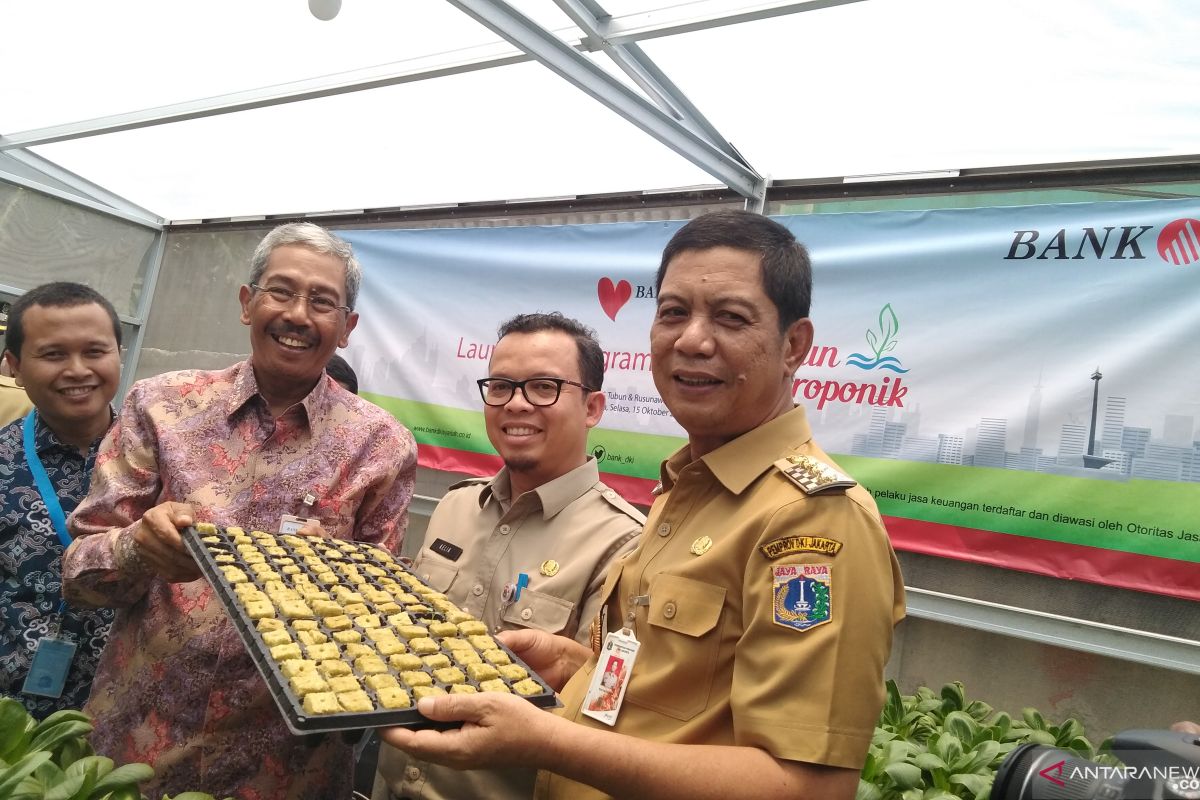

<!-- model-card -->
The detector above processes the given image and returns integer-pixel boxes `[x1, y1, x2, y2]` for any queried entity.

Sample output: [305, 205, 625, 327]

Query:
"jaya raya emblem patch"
[772, 564, 832, 632]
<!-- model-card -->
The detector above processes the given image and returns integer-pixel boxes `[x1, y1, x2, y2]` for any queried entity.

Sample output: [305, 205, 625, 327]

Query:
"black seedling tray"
[183, 525, 558, 735]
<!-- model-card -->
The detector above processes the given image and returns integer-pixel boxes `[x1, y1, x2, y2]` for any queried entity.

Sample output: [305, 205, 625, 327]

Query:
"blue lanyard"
[22, 410, 73, 550]
[23, 410, 74, 619]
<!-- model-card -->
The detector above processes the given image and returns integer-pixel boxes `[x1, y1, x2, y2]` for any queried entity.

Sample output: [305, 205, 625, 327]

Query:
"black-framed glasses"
[250, 284, 351, 316]
[477, 377, 595, 407]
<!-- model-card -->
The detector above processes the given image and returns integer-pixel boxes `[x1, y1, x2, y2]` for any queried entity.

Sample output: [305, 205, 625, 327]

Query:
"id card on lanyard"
[19, 410, 78, 699]
[581, 628, 640, 726]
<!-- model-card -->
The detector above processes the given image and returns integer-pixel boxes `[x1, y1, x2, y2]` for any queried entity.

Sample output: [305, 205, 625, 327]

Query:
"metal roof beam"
[603, 0, 865, 44]
[0, 149, 163, 226]
[0, 167, 163, 229]
[117, 231, 167, 399]
[0, 0, 852, 153]
[445, 0, 763, 201]
[553, 0, 743, 163]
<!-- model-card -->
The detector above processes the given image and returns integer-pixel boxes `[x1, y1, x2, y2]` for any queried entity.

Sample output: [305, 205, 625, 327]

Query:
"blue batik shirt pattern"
[0, 413, 114, 718]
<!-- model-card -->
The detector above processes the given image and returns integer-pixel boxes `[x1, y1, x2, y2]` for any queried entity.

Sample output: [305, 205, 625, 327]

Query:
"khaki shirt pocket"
[413, 557, 459, 593]
[628, 574, 726, 721]
[501, 588, 575, 635]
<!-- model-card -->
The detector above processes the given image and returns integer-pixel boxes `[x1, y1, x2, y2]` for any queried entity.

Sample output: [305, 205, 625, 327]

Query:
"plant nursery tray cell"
[183, 524, 558, 735]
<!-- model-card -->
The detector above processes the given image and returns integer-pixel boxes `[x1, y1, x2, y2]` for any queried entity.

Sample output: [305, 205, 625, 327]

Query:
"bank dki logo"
[847, 304, 910, 373]
[1004, 217, 1200, 265]
[597, 277, 632, 321]
[1158, 218, 1200, 266]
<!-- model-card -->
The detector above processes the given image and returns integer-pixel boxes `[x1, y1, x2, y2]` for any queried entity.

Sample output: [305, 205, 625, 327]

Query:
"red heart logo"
[597, 277, 632, 321]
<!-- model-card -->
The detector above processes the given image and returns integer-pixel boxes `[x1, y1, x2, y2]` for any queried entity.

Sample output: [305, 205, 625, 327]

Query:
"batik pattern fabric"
[63, 360, 416, 800]
[0, 413, 114, 719]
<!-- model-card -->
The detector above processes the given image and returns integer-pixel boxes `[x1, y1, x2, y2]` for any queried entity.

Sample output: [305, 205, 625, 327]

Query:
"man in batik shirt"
[63, 223, 417, 800]
[0, 283, 121, 718]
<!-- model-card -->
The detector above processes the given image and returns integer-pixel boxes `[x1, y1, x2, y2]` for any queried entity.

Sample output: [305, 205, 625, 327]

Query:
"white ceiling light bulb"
[308, 0, 341, 21]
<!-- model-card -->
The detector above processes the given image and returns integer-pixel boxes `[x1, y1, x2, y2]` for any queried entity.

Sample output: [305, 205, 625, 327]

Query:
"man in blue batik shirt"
[0, 282, 121, 718]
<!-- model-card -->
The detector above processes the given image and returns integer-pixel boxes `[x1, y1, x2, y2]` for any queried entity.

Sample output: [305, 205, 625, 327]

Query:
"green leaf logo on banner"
[848, 303, 909, 373]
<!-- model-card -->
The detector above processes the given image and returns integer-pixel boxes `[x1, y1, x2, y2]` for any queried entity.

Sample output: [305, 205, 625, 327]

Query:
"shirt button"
[663, 602, 677, 619]
[499, 524, 511, 535]
[422, 574, 431, 582]
[520, 608, 533, 621]
[657, 523, 671, 537]
[405, 766, 421, 781]
[626, 611, 635, 623]
[604, 490, 616, 499]
[472, 584, 484, 596]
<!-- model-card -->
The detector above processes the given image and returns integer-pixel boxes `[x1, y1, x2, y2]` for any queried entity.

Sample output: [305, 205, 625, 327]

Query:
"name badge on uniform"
[430, 538, 464, 562]
[278, 514, 318, 535]
[582, 628, 639, 727]
[22, 636, 77, 699]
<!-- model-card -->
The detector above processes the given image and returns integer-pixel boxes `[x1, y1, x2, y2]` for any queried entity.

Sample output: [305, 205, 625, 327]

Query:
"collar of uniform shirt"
[688, 406, 815, 496]
[534, 458, 601, 520]
[478, 459, 601, 520]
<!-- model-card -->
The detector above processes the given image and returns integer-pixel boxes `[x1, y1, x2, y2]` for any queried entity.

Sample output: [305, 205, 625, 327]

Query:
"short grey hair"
[249, 223, 363, 310]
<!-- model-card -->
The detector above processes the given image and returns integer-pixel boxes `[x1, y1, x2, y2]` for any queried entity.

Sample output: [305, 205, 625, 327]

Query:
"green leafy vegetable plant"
[858, 681, 1114, 800]
[0, 699, 154, 800]
[0, 699, 242, 800]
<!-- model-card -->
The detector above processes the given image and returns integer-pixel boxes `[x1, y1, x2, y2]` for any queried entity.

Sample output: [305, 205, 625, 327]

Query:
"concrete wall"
[130, 228, 269, 383]
[890, 619, 1200, 741]
[0, 182, 157, 317]
[891, 553, 1200, 740]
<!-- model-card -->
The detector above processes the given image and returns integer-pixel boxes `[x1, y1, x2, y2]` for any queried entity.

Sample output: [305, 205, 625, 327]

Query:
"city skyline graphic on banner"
[817, 304, 1196, 485]
[845, 366, 1197, 485]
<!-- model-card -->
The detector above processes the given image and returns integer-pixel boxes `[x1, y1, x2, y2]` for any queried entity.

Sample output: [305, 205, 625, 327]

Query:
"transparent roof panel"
[1, 2, 505, 131]
[585, 0, 659, 14]
[3, 0, 1196, 220]
[506, 0, 587, 37]
[639, 0, 1199, 179]
[29, 60, 712, 221]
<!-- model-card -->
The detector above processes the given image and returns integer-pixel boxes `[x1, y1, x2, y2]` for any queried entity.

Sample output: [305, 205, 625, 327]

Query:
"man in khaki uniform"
[382, 211, 905, 800]
[0, 373, 34, 426]
[0, 318, 34, 426]
[374, 312, 644, 800]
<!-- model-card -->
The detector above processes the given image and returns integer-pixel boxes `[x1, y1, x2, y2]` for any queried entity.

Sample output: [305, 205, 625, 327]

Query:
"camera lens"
[992, 743, 1124, 800]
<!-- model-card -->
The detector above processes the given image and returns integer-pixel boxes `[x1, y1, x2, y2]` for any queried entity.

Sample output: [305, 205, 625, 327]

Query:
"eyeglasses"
[251, 284, 351, 316]
[477, 377, 595, 407]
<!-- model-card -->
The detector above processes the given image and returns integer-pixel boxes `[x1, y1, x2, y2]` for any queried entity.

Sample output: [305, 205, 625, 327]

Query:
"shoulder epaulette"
[446, 476, 491, 492]
[773, 455, 857, 495]
[596, 484, 648, 524]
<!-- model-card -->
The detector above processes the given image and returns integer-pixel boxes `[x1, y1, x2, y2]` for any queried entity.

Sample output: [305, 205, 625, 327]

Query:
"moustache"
[267, 323, 317, 345]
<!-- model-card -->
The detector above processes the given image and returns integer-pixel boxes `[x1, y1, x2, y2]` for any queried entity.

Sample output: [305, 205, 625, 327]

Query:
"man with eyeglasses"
[63, 222, 417, 800]
[374, 312, 644, 800]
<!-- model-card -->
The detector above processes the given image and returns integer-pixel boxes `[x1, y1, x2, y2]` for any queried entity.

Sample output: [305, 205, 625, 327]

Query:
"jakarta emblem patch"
[772, 564, 832, 632]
